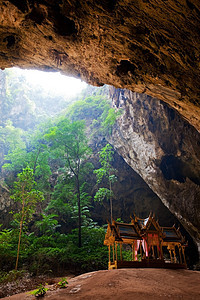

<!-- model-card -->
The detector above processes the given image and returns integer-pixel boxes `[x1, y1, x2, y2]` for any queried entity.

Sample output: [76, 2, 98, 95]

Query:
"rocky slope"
[109, 88, 200, 253]
[3, 269, 200, 300]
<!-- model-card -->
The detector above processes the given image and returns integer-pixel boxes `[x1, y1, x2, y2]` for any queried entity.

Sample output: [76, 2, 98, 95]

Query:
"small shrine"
[104, 213, 187, 270]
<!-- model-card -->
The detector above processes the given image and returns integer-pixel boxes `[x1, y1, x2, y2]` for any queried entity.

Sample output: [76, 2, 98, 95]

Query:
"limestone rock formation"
[0, 0, 200, 257]
[109, 87, 200, 252]
[0, 184, 13, 227]
[0, 1, 200, 129]
[90, 144, 178, 227]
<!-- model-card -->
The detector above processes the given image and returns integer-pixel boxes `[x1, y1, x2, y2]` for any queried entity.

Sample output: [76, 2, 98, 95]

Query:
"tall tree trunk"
[109, 177, 113, 222]
[15, 188, 25, 270]
[77, 176, 81, 248]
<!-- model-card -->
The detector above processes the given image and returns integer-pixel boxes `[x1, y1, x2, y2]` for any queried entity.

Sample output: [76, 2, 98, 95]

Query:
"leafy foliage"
[94, 144, 117, 221]
[0, 228, 19, 271]
[0, 269, 26, 284]
[30, 283, 48, 297]
[11, 167, 44, 226]
[44, 118, 92, 247]
[11, 167, 44, 270]
[67, 95, 111, 122]
[94, 187, 112, 203]
[0, 121, 26, 170]
[57, 278, 68, 288]
[101, 108, 122, 135]
[66, 94, 122, 136]
[35, 214, 60, 235]
[3, 124, 52, 192]
[0, 226, 108, 275]
[0, 78, 119, 277]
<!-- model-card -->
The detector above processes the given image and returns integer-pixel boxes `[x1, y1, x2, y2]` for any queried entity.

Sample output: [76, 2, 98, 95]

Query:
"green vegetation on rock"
[0, 70, 122, 278]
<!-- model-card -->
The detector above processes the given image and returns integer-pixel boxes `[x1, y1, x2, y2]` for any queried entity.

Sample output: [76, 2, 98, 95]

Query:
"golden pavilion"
[104, 213, 187, 270]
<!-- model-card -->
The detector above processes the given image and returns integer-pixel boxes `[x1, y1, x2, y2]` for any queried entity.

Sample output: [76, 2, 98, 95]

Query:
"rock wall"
[89, 140, 178, 227]
[0, 1, 200, 130]
[109, 88, 200, 252]
[0, 184, 13, 227]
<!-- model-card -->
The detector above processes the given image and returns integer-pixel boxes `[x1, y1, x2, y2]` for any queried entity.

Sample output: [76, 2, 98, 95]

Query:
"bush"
[0, 226, 108, 276]
[0, 269, 26, 284]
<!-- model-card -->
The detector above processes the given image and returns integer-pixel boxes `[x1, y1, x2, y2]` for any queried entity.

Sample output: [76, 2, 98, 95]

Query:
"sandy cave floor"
[1, 268, 200, 300]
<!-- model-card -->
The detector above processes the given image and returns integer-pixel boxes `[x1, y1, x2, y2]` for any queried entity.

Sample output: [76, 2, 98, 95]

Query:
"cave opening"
[0, 67, 199, 270]
[0, 1, 199, 296]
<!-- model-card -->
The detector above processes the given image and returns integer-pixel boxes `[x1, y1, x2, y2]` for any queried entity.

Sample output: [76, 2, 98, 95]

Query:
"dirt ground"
[0, 273, 75, 299]
[2, 268, 200, 300]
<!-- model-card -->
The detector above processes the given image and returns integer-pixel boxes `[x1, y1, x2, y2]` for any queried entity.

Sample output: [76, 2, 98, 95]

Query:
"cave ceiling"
[0, 0, 200, 130]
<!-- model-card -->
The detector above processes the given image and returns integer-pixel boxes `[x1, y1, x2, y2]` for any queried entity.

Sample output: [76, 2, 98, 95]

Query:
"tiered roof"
[104, 220, 141, 245]
[162, 226, 185, 243]
[104, 213, 186, 246]
[104, 213, 187, 270]
[131, 212, 163, 235]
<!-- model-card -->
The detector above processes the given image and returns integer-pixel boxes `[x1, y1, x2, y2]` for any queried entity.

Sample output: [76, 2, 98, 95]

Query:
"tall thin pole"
[15, 188, 25, 271]
[109, 171, 112, 222]
[77, 176, 81, 248]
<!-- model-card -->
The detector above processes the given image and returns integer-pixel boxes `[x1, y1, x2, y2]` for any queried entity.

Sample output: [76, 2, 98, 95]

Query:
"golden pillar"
[108, 245, 111, 263]
[168, 246, 173, 263]
[112, 244, 115, 262]
[172, 247, 176, 263]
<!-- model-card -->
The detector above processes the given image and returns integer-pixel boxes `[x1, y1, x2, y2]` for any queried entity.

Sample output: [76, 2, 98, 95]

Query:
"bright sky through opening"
[13, 67, 87, 97]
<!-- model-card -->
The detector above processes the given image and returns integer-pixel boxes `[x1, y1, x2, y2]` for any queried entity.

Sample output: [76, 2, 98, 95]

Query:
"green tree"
[0, 120, 26, 168]
[66, 95, 111, 122]
[94, 143, 117, 222]
[45, 118, 92, 247]
[47, 174, 94, 230]
[3, 124, 52, 192]
[101, 108, 121, 135]
[11, 167, 44, 270]
[35, 213, 59, 235]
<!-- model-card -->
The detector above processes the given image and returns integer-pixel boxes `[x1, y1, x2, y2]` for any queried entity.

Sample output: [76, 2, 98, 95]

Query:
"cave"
[0, 0, 200, 265]
[160, 155, 200, 185]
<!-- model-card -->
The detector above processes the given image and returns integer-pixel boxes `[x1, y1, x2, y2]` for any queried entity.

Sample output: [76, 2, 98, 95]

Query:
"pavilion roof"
[114, 221, 141, 240]
[132, 212, 163, 234]
[104, 220, 142, 245]
[162, 226, 185, 243]
[104, 214, 186, 246]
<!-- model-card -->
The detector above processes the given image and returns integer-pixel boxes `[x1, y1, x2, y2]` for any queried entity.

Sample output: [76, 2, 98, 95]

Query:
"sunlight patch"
[12, 67, 87, 97]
